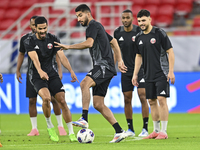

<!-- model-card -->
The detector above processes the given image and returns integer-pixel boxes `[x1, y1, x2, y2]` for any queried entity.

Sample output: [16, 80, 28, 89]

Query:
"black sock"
[143, 117, 149, 131]
[82, 110, 88, 122]
[127, 119, 134, 132]
[113, 122, 123, 133]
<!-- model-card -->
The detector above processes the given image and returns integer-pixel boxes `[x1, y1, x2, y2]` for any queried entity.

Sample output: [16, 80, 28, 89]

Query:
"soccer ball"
[77, 129, 95, 143]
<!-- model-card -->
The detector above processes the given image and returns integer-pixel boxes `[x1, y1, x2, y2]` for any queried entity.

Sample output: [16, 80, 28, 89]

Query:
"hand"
[132, 75, 139, 87]
[0, 73, 3, 83]
[54, 42, 69, 50]
[118, 60, 127, 73]
[167, 72, 175, 84]
[38, 70, 49, 80]
[70, 71, 79, 83]
[16, 71, 22, 83]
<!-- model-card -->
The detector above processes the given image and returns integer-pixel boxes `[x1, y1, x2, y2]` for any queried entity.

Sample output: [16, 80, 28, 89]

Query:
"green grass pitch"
[0, 113, 200, 150]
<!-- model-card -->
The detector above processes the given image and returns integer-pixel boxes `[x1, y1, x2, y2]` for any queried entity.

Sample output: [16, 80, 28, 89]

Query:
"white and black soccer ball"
[77, 128, 95, 143]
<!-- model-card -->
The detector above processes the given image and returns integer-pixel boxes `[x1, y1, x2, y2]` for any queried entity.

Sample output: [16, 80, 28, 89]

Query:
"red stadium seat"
[0, 9, 5, 20]
[190, 30, 200, 35]
[173, 30, 189, 36]
[192, 17, 200, 28]
[131, 5, 142, 18]
[143, 5, 158, 19]
[0, 0, 9, 9]
[4, 8, 21, 20]
[101, 18, 110, 26]
[146, 0, 161, 6]
[155, 16, 173, 27]
[157, 5, 174, 17]
[132, 0, 145, 7]
[161, 0, 176, 7]
[175, 0, 193, 16]
[20, 8, 36, 19]
[38, 0, 54, 3]
[9, 0, 24, 8]
[23, 0, 38, 8]
[49, 7, 64, 14]
[21, 18, 31, 30]
[175, 4, 192, 16]
[0, 19, 15, 30]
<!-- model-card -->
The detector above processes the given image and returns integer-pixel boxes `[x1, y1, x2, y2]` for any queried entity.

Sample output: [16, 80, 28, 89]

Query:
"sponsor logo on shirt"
[119, 36, 124, 41]
[139, 40, 143, 45]
[47, 43, 53, 49]
[34, 45, 39, 49]
[132, 36, 136, 42]
[150, 38, 156, 44]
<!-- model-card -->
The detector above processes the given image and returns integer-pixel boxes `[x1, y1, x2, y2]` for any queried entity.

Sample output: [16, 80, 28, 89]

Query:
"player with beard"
[54, 4, 128, 143]
[24, 16, 78, 142]
[114, 9, 149, 137]
[132, 9, 175, 139]
[16, 16, 67, 136]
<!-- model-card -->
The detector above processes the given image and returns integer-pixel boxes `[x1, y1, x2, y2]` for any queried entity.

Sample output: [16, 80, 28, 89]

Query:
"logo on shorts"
[139, 78, 145, 83]
[132, 36, 136, 42]
[47, 43, 53, 49]
[160, 90, 166, 95]
[150, 38, 156, 44]
[61, 86, 65, 90]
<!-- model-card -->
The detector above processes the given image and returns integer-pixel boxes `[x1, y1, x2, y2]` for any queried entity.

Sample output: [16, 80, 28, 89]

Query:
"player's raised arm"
[57, 50, 79, 83]
[56, 54, 63, 80]
[28, 51, 49, 80]
[54, 38, 94, 50]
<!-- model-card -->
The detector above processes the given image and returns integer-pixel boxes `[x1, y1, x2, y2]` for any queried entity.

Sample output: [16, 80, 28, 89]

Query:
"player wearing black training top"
[54, 4, 128, 143]
[132, 9, 175, 139]
[16, 16, 67, 137]
[114, 9, 149, 137]
[24, 16, 78, 142]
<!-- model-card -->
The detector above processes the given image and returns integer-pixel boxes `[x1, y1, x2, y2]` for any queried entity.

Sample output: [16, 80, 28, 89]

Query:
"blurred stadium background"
[0, 0, 200, 114]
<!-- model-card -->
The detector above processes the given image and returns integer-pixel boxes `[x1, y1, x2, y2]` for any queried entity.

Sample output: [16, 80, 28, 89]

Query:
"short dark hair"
[122, 9, 132, 14]
[137, 9, 150, 18]
[30, 15, 38, 21]
[35, 16, 48, 27]
[75, 4, 91, 13]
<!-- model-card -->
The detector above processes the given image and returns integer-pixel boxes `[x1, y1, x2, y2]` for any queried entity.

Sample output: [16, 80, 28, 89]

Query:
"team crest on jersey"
[132, 36, 136, 42]
[47, 43, 53, 49]
[150, 38, 156, 44]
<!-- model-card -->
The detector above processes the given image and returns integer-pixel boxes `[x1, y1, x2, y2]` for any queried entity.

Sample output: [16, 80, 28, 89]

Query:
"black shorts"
[31, 75, 65, 97]
[26, 74, 37, 98]
[121, 69, 145, 92]
[86, 65, 115, 97]
[145, 78, 170, 99]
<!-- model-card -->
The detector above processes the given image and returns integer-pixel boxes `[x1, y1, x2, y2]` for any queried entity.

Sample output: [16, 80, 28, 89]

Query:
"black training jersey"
[86, 19, 116, 75]
[135, 26, 172, 82]
[114, 25, 141, 75]
[24, 33, 60, 78]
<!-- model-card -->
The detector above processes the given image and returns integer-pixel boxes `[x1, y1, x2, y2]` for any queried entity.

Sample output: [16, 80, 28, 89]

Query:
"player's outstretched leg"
[93, 96, 126, 143]
[51, 96, 67, 136]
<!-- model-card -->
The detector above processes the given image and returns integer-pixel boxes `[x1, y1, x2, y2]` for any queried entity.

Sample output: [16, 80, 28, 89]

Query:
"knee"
[124, 94, 132, 105]
[148, 99, 157, 106]
[43, 97, 51, 107]
[80, 80, 88, 90]
[29, 98, 37, 106]
[138, 94, 146, 104]
[93, 102, 103, 111]
[158, 98, 167, 107]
